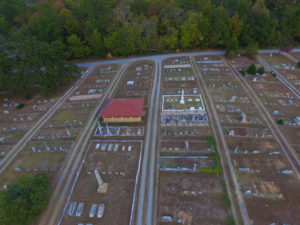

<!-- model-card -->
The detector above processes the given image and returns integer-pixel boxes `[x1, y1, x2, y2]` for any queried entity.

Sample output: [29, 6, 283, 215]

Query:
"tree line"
[0, 0, 299, 97]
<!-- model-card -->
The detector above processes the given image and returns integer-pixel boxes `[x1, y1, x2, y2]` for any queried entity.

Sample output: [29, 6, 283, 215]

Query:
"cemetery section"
[156, 57, 232, 225]
[194, 54, 300, 224]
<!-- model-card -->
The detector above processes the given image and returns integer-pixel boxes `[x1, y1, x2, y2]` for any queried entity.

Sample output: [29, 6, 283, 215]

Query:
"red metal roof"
[101, 98, 144, 118]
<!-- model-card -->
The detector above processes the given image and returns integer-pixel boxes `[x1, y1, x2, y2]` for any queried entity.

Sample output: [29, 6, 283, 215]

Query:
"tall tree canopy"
[0, 174, 50, 225]
[0, 0, 299, 97]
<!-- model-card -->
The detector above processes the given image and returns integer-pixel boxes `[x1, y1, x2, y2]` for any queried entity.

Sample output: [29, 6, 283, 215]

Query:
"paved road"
[0, 66, 95, 175]
[190, 56, 251, 225]
[257, 56, 300, 99]
[224, 57, 300, 178]
[38, 64, 128, 225]
[136, 59, 162, 225]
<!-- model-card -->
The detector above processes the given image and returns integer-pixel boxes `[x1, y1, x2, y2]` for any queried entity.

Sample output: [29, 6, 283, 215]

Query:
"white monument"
[94, 169, 108, 193]
[66, 128, 72, 137]
[180, 90, 185, 104]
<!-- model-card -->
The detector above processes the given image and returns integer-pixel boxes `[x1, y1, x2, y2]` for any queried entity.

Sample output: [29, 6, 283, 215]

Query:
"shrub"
[276, 119, 284, 125]
[257, 66, 265, 75]
[16, 103, 25, 109]
[247, 64, 257, 75]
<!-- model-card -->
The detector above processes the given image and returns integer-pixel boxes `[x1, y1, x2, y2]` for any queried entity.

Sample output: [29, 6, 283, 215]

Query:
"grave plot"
[69, 64, 120, 100]
[114, 61, 154, 105]
[157, 173, 231, 225]
[193, 54, 300, 223]
[161, 125, 210, 137]
[160, 140, 213, 154]
[0, 145, 13, 161]
[46, 107, 90, 128]
[227, 139, 282, 155]
[159, 156, 213, 172]
[94, 125, 144, 137]
[163, 87, 199, 95]
[22, 141, 73, 153]
[260, 53, 300, 89]
[60, 101, 97, 110]
[33, 127, 81, 141]
[234, 155, 300, 225]
[225, 127, 272, 138]
[0, 151, 66, 185]
[61, 140, 143, 225]
[218, 113, 264, 126]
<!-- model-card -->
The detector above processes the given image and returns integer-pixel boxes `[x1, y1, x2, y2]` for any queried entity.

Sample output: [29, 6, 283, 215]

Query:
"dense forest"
[0, 0, 299, 96]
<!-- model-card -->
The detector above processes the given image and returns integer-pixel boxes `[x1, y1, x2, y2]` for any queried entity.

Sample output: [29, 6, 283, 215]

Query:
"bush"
[297, 61, 300, 68]
[247, 64, 257, 75]
[245, 43, 258, 58]
[16, 103, 25, 109]
[239, 69, 245, 76]
[276, 119, 284, 125]
[0, 174, 50, 225]
[257, 66, 265, 75]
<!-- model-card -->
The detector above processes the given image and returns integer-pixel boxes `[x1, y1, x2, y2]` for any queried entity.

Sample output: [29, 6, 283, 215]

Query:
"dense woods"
[0, 0, 299, 96]
[0, 174, 50, 225]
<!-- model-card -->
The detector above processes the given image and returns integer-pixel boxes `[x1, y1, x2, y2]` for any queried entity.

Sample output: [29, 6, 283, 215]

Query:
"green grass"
[17, 152, 65, 169]
[199, 167, 222, 173]
[221, 181, 231, 207]
[199, 136, 223, 174]
[52, 109, 88, 125]
[227, 218, 236, 225]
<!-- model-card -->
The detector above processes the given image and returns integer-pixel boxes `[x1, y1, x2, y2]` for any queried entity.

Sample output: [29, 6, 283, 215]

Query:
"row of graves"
[195, 55, 300, 225]
[0, 96, 58, 161]
[230, 56, 300, 157]
[0, 64, 121, 193]
[261, 53, 300, 91]
[156, 57, 232, 225]
[60, 61, 155, 225]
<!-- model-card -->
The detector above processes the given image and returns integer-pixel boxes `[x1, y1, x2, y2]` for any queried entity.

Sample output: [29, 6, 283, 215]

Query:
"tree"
[89, 29, 106, 57]
[104, 23, 145, 56]
[247, 64, 257, 75]
[28, 2, 64, 43]
[245, 43, 258, 58]
[0, 174, 50, 225]
[0, 29, 78, 97]
[67, 34, 91, 59]
[225, 36, 239, 57]
[180, 12, 207, 49]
